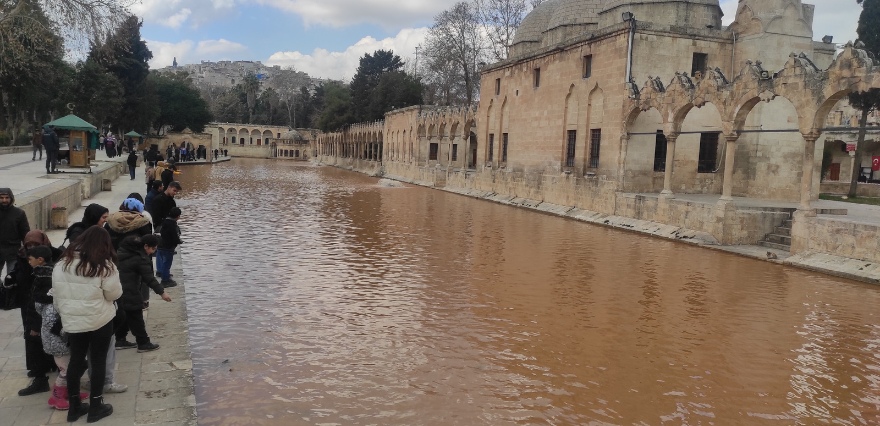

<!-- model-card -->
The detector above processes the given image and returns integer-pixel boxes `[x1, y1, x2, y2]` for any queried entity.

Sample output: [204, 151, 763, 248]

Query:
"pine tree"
[90, 16, 156, 134]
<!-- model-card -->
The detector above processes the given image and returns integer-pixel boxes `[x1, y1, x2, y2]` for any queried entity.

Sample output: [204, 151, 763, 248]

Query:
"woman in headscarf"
[64, 204, 109, 246]
[53, 226, 121, 422]
[104, 196, 152, 251]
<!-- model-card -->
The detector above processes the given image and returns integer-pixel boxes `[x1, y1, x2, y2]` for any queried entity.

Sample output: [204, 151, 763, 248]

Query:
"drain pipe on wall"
[624, 12, 636, 85]
[730, 31, 737, 76]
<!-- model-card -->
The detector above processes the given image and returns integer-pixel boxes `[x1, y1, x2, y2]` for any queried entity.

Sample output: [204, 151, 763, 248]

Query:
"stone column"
[799, 132, 819, 212]
[660, 134, 678, 198]
[618, 134, 630, 189]
[719, 134, 739, 202]
[849, 150, 856, 181]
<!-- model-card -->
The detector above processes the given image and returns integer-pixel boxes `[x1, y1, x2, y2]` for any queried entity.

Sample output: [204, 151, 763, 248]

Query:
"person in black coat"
[149, 182, 181, 231]
[42, 125, 60, 174]
[115, 235, 171, 352]
[160, 163, 176, 190]
[7, 231, 60, 396]
[156, 207, 182, 287]
[127, 151, 138, 180]
[64, 204, 109, 246]
[0, 187, 29, 275]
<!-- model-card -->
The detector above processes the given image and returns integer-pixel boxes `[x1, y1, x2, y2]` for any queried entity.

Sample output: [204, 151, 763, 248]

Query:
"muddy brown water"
[175, 158, 880, 425]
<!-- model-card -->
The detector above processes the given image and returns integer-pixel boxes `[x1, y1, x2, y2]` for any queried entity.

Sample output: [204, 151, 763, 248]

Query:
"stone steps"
[759, 216, 793, 253]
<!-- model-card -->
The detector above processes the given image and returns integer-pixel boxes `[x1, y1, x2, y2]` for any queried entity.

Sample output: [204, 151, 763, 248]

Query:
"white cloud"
[132, 0, 238, 29]
[265, 27, 428, 80]
[256, 0, 456, 28]
[134, 0, 458, 30]
[146, 39, 249, 69]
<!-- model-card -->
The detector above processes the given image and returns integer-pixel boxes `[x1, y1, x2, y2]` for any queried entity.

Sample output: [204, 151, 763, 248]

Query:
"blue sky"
[134, 0, 862, 81]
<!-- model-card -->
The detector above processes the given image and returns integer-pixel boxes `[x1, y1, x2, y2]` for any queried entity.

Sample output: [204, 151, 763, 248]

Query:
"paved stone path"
[0, 150, 196, 425]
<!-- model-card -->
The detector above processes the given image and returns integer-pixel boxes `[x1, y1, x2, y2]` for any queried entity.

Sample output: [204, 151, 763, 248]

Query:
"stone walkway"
[0, 150, 196, 425]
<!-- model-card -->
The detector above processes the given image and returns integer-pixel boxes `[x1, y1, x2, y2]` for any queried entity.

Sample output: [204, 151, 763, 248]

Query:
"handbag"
[0, 275, 19, 311]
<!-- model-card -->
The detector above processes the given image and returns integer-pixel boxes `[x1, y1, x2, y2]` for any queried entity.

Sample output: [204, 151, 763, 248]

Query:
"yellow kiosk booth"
[46, 115, 98, 171]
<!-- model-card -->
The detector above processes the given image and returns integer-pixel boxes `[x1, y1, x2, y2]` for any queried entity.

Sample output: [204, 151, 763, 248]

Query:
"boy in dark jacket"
[156, 208, 182, 288]
[116, 235, 171, 353]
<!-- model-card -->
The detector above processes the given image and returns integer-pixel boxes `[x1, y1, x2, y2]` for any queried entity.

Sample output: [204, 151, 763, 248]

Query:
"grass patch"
[820, 194, 880, 206]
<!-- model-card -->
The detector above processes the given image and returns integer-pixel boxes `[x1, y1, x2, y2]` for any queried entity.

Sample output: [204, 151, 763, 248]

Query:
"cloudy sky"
[135, 0, 862, 81]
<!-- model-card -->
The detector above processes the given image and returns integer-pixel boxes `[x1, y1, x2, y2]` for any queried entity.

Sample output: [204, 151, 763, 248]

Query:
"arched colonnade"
[624, 44, 880, 211]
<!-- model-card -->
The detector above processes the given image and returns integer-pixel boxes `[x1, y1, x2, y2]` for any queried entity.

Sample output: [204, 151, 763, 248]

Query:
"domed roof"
[280, 129, 304, 141]
[601, 0, 720, 13]
[512, 0, 558, 45]
[547, 0, 602, 31]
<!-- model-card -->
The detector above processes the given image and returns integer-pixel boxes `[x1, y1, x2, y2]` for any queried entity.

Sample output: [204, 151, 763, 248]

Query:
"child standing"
[116, 235, 171, 352]
[157, 207, 182, 288]
[27, 246, 89, 410]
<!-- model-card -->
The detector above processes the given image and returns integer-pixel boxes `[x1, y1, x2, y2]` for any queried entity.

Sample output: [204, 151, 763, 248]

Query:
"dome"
[511, 0, 557, 46]
[280, 129, 304, 141]
[598, 0, 722, 30]
[547, 0, 602, 31]
[601, 0, 719, 12]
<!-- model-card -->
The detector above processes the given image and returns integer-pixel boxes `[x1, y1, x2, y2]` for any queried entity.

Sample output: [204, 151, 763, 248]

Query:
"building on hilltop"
[155, 60, 325, 93]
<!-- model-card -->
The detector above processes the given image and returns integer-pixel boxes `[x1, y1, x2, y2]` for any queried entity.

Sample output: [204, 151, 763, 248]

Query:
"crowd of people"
[0, 177, 184, 423]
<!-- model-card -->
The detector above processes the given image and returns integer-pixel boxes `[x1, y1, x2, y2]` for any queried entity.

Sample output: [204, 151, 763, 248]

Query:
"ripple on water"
[177, 159, 880, 425]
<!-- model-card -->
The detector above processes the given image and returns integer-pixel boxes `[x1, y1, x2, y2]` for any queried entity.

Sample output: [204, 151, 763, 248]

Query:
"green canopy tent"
[124, 130, 146, 150]
[44, 114, 98, 169]
[45, 114, 98, 133]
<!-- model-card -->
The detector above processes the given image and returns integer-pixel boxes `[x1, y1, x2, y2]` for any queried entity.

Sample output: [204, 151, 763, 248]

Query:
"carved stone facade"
[314, 0, 880, 261]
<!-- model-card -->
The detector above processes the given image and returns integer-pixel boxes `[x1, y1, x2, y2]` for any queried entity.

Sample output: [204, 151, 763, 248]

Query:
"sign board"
[846, 144, 857, 152]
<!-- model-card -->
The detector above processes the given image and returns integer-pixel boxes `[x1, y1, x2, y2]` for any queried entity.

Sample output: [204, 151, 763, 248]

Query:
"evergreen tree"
[72, 59, 125, 128]
[848, 0, 880, 196]
[151, 72, 212, 133]
[368, 72, 423, 118]
[350, 50, 404, 122]
[317, 81, 354, 132]
[90, 16, 157, 133]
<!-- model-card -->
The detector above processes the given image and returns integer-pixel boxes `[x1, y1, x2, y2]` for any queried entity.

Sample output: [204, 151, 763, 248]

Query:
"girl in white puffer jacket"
[52, 226, 121, 423]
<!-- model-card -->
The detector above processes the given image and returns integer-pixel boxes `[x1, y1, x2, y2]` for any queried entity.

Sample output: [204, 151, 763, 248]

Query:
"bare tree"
[529, 0, 545, 8]
[268, 67, 311, 128]
[1, 0, 133, 49]
[476, 0, 528, 61]
[424, 1, 486, 106]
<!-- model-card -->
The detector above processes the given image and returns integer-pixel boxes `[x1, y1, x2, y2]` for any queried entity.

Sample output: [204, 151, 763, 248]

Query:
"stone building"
[314, 0, 880, 263]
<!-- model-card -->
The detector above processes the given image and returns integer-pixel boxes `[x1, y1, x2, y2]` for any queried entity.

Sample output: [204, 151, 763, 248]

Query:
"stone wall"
[16, 160, 124, 231]
[793, 214, 880, 263]
[148, 132, 214, 154]
[820, 182, 880, 197]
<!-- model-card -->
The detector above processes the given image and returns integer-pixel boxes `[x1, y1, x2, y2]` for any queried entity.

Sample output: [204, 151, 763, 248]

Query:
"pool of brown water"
[176, 159, 880, 425]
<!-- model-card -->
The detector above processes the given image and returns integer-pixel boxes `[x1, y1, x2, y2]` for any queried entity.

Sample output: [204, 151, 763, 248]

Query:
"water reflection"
[177, 159, 880, 425]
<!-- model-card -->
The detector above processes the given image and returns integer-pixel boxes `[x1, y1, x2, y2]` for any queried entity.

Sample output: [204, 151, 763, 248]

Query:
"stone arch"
[262, 130, 273, 146]
[563, 85, 578, 168]
[736, 94, 806, 201]
[486, 100, 496, 163]
[238, 129, 248, 145]
[587, 86, 605, 169]
[815, 89, 853, 133]
[627, 107, 664, 180]
[680, 101, 724, 180]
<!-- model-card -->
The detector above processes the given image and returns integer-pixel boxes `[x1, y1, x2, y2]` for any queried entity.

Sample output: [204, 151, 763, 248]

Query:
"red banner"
[873, 156, 880, 171]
